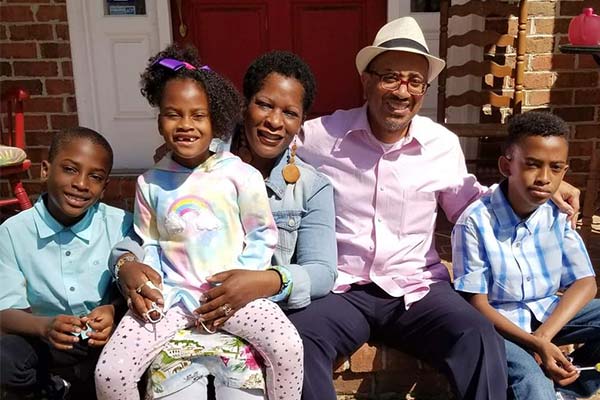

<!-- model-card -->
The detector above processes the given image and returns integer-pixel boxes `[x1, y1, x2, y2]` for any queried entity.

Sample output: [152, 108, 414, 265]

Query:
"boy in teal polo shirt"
[0, 127, 133, 399]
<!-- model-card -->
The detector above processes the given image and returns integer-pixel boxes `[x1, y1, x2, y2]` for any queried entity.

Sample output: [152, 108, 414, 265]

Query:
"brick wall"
[524, 0, 599, 208]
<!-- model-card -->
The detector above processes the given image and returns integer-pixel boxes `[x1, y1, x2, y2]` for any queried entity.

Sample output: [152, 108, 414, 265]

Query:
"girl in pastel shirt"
[95, 44, 303, 400]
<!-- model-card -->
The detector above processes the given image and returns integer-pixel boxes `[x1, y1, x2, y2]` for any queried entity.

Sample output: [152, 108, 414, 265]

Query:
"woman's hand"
[194, 269, 281, 329]
[117, 257, 163, 320]
[552, 180, 581, 229]
[83, 304, 115, 347]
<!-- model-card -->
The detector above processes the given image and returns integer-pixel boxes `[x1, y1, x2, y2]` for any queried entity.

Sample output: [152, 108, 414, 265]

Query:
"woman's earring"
[238, 131, 253, 164]
[282, 137, 300, 184]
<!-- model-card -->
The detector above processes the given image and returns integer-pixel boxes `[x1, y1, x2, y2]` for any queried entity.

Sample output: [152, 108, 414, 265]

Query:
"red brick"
[349, 344, 382, 373]
[13, 61, 58, 77]
[55, 24, 69, 40]
[554, 107, 596, 122]
[334, 372, 372, 394]
[0, 79, 43, 96]
[0, 62, 12, 76]
[26, 130, 54, 146]
[579, 55, 600, 69]
[524, 72, 555, 89]
[383, 347, 420, 372]
[25, 97, 63, 113]
[564, 173, 588, 188]
[0, 5, 34, 22]
[530, 54, 576, 71]
[35, 5, 67, 22]
[65, 97, 77, 112]
[532, 17, 570, 35]
[373, 370, 416, 395]
[40, 43, 71, 59]
[553, 72, 598, 88]
[9, 24, 53, 41]
[119, 177, 137, 199]
[0, 42, 37, 58]
[28, 164, 42, 180]
[50, 114, 78, 129]
[527, 90, 572, 106]
[568, 141, 593, 157]
[45, 79, 74, 95]
[61, 61, 72, 77]
[568, 157, 592, 173]
[575, 125, 600, 139]
[103, 179, 122, 202]
[575, 89, 600, 105]
[528, 2, 558, 16]
[560, 1, 600, 16]
[526, 37, 556, 54]
[24, 115, 48, 130]
[6, 0, 51, 2]
[0, 24, 7, 40]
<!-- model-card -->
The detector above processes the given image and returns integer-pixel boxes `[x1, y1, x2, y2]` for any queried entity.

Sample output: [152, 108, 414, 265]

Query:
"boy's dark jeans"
[0, 334, 101, 399]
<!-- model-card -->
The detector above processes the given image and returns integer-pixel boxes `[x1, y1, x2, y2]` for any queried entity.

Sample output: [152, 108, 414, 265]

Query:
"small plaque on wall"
[105, 0, 146, 16]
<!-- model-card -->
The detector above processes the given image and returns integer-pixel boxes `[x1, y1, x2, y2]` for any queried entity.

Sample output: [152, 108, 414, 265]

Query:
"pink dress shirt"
[297, 105, 488, 307]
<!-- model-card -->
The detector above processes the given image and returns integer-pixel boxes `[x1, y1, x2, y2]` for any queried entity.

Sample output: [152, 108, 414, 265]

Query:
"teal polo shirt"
[0, 196, 133, 317]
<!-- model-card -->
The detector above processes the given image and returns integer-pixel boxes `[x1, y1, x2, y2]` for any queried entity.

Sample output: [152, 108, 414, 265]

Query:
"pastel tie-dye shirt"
[134, 151, 277, 310]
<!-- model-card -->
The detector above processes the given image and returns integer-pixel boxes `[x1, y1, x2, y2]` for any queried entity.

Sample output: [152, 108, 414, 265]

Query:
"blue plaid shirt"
[451, 182, 594, 332]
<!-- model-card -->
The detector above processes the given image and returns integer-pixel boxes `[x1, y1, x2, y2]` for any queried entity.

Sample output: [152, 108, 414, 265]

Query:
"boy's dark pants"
[0, 334, 101, 398]
[287, 281, 508, 400]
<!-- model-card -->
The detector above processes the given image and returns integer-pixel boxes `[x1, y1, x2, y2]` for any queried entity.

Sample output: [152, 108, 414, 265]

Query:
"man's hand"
[117, 257, 163, 321]
[82, 305, 115, 347]
[43, 314, 83, 350]
[552, 180, 581, 229]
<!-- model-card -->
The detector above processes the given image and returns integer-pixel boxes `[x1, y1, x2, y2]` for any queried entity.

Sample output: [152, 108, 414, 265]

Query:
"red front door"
[170, 0, 386, 117]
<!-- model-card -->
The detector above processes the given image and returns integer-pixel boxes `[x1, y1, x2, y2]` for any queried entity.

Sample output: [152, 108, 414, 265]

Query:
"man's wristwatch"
[114, 253, 138, 281]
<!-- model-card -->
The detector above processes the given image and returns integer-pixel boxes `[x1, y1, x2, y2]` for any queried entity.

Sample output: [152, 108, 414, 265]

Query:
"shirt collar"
[491, 181, 551, 232]
[339, 104, 426, 151]
[33, 195, 97, 242]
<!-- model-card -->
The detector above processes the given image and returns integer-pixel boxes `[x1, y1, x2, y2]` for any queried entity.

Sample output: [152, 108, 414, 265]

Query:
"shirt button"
[526, 277, 531, 281]
[288, 219, 295, 227]
[369, 245, 374, 251]
[379, 187, 384, 191]
[65, 250, 71, 256]
[69, 286, 75, 291]
[514, 242, 521, 248]
[377, 218, 382, 223]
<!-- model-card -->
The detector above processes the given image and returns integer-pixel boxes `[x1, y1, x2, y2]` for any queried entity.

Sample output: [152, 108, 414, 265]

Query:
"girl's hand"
[82, 305, 115, 347]
[117, 258, 164, 320]
[194, 269, 281, 328]
[44, 314, 83, 350]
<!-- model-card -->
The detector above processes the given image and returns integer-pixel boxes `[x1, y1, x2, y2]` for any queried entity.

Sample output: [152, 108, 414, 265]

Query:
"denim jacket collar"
[264, 148, 292, 200]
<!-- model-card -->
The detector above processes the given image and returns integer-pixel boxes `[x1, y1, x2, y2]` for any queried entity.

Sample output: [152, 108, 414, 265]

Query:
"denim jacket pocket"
[272, 210, 304, 260]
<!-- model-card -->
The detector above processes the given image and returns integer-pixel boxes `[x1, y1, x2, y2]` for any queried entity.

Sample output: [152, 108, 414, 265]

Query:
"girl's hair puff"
[140, 44, 242, 140]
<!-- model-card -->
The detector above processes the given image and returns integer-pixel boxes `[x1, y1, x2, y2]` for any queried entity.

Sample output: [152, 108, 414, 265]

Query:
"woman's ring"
[221, 304, 233, 316]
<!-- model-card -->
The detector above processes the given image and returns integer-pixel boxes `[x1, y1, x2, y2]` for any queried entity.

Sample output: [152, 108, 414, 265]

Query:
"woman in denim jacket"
[111, 51, 337, 399]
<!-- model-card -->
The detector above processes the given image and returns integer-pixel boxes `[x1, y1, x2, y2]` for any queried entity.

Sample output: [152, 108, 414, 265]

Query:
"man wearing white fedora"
[289, 16, 579, 400]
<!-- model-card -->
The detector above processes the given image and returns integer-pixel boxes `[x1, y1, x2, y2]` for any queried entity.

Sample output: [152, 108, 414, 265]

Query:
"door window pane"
[411, 0, 440, 12]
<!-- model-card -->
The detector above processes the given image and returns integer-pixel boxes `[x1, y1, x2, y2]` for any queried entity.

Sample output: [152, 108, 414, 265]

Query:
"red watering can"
[568, 8, 600, 46]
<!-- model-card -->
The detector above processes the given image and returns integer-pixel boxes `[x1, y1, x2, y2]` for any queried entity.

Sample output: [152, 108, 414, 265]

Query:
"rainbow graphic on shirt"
[168, 195, 212, 218]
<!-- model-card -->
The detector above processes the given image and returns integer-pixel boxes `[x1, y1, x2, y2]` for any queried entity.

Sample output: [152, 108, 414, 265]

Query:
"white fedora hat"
[355, 17, 445, 83]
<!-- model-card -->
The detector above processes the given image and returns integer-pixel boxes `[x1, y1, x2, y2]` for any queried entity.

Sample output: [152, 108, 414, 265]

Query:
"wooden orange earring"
[282, 138, 300, 184]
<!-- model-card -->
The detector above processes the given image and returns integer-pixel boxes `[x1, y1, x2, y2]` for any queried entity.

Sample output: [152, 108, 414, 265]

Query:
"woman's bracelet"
[113, 253, 138, 283]
[267, 265, 293, 303]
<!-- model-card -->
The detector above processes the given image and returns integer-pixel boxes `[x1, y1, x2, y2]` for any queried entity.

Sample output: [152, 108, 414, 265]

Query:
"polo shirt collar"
[33, 195, 96, 242]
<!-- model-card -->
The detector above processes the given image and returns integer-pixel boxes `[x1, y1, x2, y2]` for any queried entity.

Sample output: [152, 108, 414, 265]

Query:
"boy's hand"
[44, 314, 83, 350]
[533, 337, 579, 386]
[82, 305, 115, 347]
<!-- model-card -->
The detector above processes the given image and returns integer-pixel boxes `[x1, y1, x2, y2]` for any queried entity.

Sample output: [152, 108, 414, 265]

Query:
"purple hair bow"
[153, 57, 211, 72]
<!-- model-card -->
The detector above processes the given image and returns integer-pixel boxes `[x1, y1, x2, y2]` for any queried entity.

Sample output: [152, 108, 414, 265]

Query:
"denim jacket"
[266, 149, 337, 309]
[110, 149, 337, 310]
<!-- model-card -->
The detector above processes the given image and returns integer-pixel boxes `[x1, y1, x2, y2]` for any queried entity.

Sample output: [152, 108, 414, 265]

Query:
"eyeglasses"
[366, 70, 429, 95]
